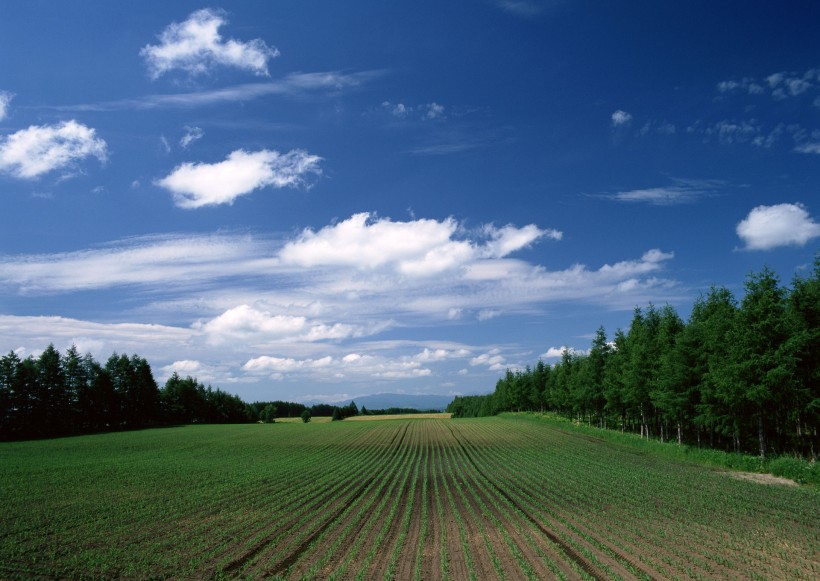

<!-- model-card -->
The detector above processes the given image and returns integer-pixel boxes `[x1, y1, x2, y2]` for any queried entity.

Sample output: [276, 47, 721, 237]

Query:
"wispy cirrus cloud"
[180, 126, 204, 148]
[156, 148, 322, 208]
[495, 0, 557, 17]
[0, 91, 13, 121]
[600, 178, 720, 206]
[141, 8, 279, 80]
[50, 71, 382, 112]
[0, 120, 107, 179]
[0, 233, 272, 293]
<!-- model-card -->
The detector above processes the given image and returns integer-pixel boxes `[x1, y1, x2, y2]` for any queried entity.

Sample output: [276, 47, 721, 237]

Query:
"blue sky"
[2, 1, 820, 403]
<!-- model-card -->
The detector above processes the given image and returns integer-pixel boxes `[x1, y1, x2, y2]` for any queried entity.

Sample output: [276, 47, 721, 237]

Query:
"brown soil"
[725, 471, 799, 486]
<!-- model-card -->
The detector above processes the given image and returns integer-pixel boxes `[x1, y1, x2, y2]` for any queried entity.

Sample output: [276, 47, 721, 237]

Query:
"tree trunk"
[758, 414, 766, 459]
[677, 421, 682, 445]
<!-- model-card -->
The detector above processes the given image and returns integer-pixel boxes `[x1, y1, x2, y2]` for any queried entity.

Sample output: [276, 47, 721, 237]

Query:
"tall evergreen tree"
[37, 344, 66, 436]
[623, 306, 662, 438]
[728, 268, 792, 458]
[650, 305, 686, 443]
[603, 329, 629, 432]
[694, 287, 739, 450]
[787, 255, 820, 455]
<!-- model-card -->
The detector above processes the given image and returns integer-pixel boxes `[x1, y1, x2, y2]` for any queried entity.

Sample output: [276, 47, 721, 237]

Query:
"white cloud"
[795, 142, 820, 155]
[611, 110, 632, 127]
[279, 213, 557, 277]
[736, 203, 820, 251]
[156, 148, 322, 208]
[0, 314, 194, 363]
[0, 233, 271, 293]
[180, 126, 204, 148]
[425, 102, 445, 120]
[54, 72, 382, 112]
[157, 359, 233, 383]
[718, 68, 820, 100]
[470, 349, 508, 371]
[541, 346, 587, 359]
[482, 223, 561, 257]
[140, 8, 279, 79]
[383, 101, 410, 117]
[608, 179, 719, 205]
[242, 352, 433, 381]
[380, 100, 446, 121]
[477, 309, 501, 321]
[0, 214, 675, 320]
[0, 91, 13, 121]
[0, 120, 107, 179]
[195, 304, 387, 346]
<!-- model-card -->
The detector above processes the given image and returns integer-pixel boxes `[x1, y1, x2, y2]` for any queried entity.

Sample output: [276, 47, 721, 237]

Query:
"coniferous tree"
[603, 329, 629, 432]
[728, 268, 792, 458]
[37, 345, 66, 436]
[623, 306, 661, 438]
[787, 255, 820, 456]
[650, 305, 685, 442]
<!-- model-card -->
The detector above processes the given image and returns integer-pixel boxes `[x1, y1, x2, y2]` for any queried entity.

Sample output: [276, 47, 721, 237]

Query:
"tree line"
[448, 258, 820, 459]
[0, 345, 425, 440]
[0, 346, 252, 439]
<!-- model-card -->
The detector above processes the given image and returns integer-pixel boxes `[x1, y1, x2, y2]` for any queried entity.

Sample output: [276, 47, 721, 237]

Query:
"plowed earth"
[0, 416, 817, 579]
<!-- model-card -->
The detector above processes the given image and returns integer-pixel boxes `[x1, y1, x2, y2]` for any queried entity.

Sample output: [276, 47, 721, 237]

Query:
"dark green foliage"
[0, 346, 251, 440]
[459, 256, 820, 458]
[300, 409, 311, 423]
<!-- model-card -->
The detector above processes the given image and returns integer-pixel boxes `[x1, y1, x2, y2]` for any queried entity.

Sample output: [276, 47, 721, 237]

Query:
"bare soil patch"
[725, 471, 798, 487]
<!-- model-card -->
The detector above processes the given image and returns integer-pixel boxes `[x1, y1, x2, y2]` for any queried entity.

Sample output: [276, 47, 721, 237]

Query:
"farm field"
[0, 416, 817, 579]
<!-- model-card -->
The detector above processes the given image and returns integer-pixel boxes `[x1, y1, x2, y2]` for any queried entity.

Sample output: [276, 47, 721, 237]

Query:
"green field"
[0, 416, 817, 579]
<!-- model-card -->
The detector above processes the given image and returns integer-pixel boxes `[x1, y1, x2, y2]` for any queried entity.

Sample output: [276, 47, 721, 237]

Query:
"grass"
[516, 411, 820, 487]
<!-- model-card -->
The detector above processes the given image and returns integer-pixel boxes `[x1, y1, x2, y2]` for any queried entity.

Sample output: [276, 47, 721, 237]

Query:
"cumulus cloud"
[425, 102, 445, 119]
[195, 304, 387, 346]
[611, 110, 632, 127]
[541, 346, 586, 359]
[242, 352, 433, 381]
[0, 120, 107, 179]
[470, 349, 508, 371]
[141, 8, 279, 79]
[0, 91, 13, 121]
[380, 101, 446, 121]
[155, 148, 322, 208]
[278, 213, 556, 277]
[718, 68, 820, 100]
[736, 203, 820, 250]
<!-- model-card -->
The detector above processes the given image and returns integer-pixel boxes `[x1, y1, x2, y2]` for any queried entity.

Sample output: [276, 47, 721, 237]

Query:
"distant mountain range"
[334, 393, 456, 412]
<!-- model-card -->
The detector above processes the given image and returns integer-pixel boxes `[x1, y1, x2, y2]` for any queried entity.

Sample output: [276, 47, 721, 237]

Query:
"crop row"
[0, 417, 817, 579]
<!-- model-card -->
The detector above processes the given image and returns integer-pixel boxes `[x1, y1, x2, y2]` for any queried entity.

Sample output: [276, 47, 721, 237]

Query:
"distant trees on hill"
[449, 259, 820, 459]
